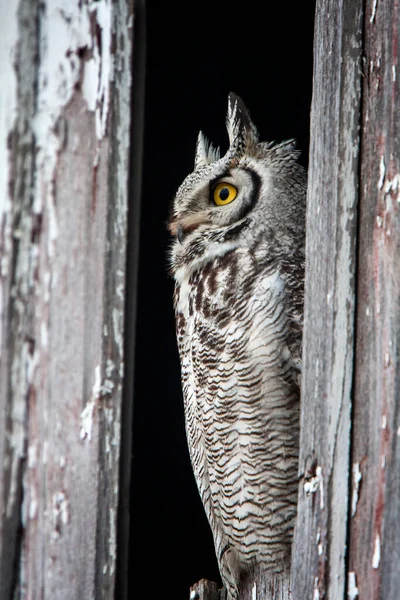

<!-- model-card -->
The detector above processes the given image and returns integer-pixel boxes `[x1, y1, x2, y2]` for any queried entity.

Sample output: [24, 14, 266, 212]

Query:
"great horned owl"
[169, 94, 306, 599]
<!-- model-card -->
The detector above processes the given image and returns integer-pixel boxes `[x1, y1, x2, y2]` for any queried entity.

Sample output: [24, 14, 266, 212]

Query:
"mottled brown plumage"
[169, 94, 306, 599]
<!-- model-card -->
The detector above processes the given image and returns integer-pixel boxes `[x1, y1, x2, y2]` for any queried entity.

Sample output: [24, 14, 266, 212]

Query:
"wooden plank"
[291, 1, 363, 598]
[115, 0, 146, 597]
[190, 579, 223, 600]
[0, 2, 39, 596]
[349, 1, 400, 598]
[0, 1, 133, 598]
[239, 567, 290, 600]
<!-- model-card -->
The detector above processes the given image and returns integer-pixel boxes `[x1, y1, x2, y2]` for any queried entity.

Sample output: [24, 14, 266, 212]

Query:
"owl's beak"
[169, 213, 212, 242]
[177, 224, 185, 245]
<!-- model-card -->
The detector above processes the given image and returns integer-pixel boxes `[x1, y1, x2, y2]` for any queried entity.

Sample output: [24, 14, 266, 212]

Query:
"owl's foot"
[218, 545, 240, 600]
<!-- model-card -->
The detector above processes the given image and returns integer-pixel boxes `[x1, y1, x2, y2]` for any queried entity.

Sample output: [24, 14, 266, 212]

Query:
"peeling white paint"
[91, 1, 112, 139]
[112, 306, 124, 355]
[101, 378, 114, 395]
[116, 282, 124, 300]
[32, 0, 113, 258]
[372, 534, 381, 569]
[80, 362, 117, 439]
[382, 414, 387, 429]
[59, 455, 66, 469]
[351, 463, 362, 517]
[376, 215, 383, 228]
[384, 175, 398, 194]
[92, 364, 102, 398]
[348, 572, 359, 599]
[29, 496, 38, 520]
[378, 155, 385, 189]
[393, 65, 396, 82]
[28, 444, 37, 468]
[381, 454, 386, 468]
[0, 6, 18, 355]
[7, 339, 38, 516]
[80, 400, 95, 441]
[82, 57, 99, 111]
[313, 578, 320, 600]
[52, 491, 69, 540]
[304, 466, 324, 509]
[318, 466, 324, 509]
[80, 365, 100, 441]
[397, 426, 400, 437]
[252, 582, 257, 600]
[109, 506, 116, 575]
[106, 358, 115, 377]
[370, 0, 378, 23]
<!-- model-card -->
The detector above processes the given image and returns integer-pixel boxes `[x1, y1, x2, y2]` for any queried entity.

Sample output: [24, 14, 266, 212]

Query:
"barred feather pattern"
[169, 94, 306, 599]
[174, 242, 303, 599]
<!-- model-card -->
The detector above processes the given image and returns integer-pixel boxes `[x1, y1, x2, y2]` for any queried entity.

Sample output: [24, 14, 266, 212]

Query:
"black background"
[129, 2, 316, 597]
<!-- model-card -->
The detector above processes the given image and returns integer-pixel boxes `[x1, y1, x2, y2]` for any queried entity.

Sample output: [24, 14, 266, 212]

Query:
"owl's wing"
[277, 248, 305, 381]
[186, 258, 303, 548]
[177, 329, 222, 551]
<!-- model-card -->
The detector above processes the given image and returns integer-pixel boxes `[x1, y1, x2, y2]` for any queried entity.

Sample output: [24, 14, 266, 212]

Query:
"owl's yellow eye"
[213, 182, 238, 206]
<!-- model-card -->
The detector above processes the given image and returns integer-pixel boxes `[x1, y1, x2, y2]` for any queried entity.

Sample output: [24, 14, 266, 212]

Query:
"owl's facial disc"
[169, 166, 260, 247]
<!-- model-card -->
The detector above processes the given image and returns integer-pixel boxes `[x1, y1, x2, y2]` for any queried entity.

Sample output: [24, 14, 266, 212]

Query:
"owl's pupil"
[219, 187, 230, 201]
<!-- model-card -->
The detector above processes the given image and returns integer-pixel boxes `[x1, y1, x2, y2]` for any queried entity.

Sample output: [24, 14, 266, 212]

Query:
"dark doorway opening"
[129, 3, 316, 598]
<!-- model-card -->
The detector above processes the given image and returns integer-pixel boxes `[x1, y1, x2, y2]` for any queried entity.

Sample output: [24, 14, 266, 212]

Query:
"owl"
[169, 94, 306, 599]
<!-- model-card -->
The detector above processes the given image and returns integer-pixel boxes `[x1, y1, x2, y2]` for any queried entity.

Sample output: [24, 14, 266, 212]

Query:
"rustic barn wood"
[349, 1, 400, 599]
[0, 1, 134, 598]
[190, 579, 224, 600]
[239, 567, 291, 600]
[290, 0, 363, 597]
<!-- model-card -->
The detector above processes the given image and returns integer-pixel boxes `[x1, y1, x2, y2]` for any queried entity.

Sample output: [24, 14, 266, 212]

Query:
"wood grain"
[291, 1, 363, 598]
[0, 1, 134, 598]
[349, 1, 400, 599]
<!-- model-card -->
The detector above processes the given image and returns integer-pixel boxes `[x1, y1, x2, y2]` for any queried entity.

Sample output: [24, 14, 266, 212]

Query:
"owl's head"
[169, 93, 306, 274]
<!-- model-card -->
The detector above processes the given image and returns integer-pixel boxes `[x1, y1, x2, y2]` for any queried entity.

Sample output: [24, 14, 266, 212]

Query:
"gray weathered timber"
[0, 1, 133, 598]
[291, 1, 363, 599]
[0, 2, 39, 597]
[190, 579, 224, 600]
[115, 0, 146, 598]
[349, 1, 400, 599]
[239, 567, 291, 600]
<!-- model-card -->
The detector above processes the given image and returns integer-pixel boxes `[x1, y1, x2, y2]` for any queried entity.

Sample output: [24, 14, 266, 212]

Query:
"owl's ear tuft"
[226, 93, 258, 158]
[195, 131, 221, 169]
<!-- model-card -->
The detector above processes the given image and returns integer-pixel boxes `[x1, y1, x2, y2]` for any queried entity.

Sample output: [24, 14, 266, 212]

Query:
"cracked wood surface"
[291, 1, 400, 599]
[0, 1, 134, 598]
[291, 1, 363, 598]
[349, 1, 400, 599]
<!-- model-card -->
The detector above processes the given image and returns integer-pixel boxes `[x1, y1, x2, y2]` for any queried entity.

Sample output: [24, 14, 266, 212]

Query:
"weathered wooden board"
[190, 579, 223, 600]
[349, 1, 400, 599]
[0, 1, 133, 598]
[291, 1, 363, 598]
